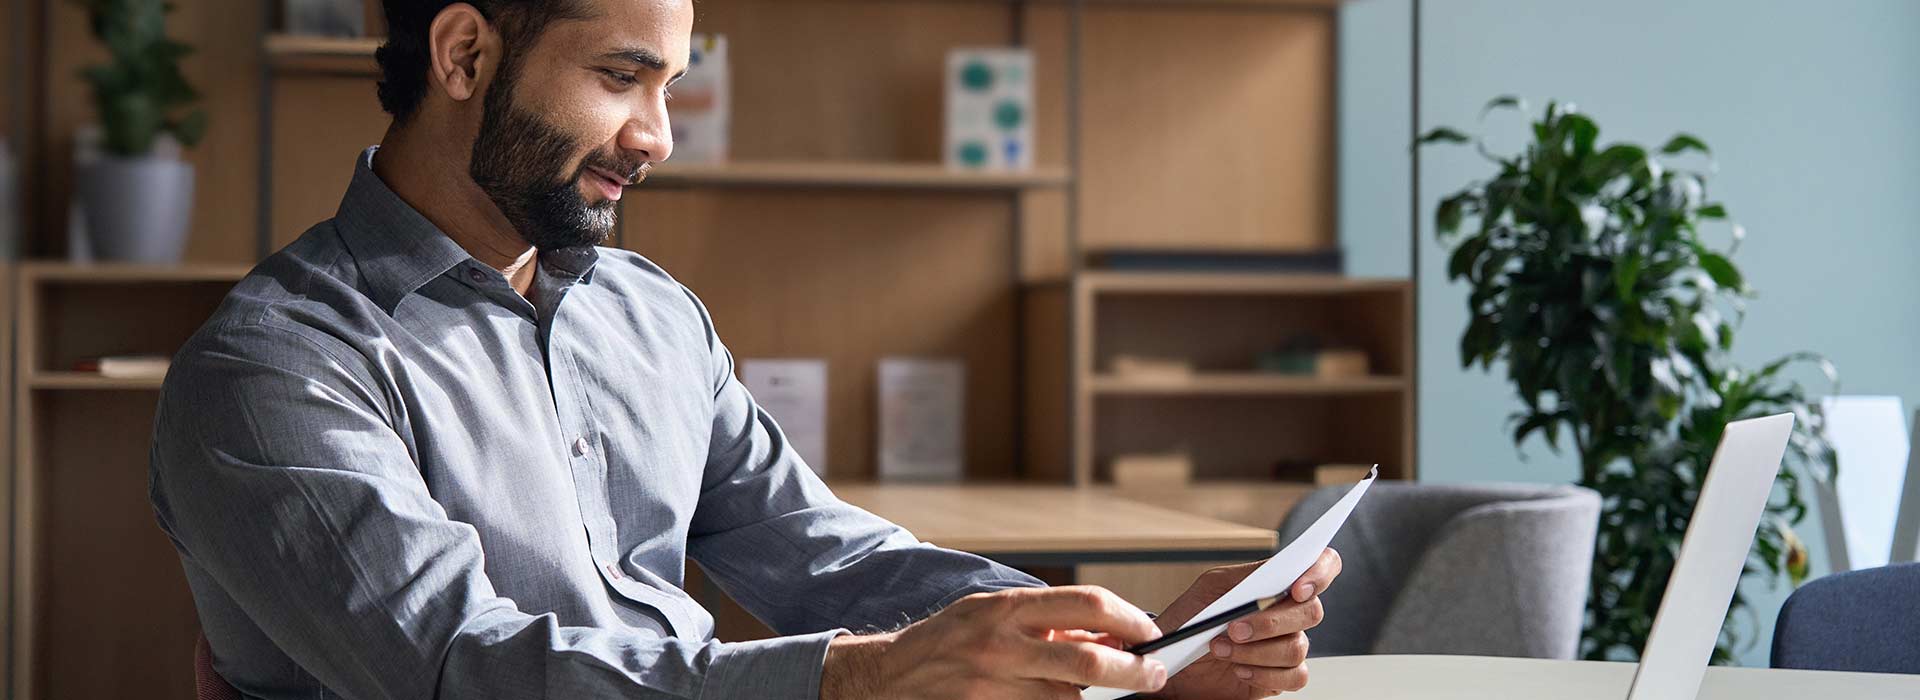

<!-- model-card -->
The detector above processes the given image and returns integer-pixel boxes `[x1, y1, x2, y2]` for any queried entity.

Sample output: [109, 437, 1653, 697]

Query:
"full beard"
[468, 71, 635, 251]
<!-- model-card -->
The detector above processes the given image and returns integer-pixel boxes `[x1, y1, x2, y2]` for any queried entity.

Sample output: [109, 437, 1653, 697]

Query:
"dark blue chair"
[1771, 562, 1920, 674]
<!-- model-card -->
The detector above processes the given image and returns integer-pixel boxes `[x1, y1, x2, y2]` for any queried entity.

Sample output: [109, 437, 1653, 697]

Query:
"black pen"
[1126, 594, 1284, 655]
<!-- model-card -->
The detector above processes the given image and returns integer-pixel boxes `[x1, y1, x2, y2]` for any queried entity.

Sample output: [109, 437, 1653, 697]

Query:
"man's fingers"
[1291, 548, 1343, 603]
[1226, 598, 1324, 643]
[1211, 632, 1310, 667]
[1010, 680, 1084, 700]
[1047, 628, 1125, 649]
[1007, 586, 1160, 644]
[1017, 637, 1168, 691]
[1230, 663, 1310, 695]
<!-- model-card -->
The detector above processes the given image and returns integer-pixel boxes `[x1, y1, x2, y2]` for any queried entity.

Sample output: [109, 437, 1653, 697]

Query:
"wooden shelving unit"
[1071, 271, 1414, 485]
[10, 263, 245, 699]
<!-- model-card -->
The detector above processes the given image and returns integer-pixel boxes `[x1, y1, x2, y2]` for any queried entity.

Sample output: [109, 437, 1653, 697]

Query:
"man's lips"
[585, 167, 629, 201]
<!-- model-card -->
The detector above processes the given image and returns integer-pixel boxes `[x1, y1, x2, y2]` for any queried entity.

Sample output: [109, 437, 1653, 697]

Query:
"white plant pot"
[78, 155, 195, 264]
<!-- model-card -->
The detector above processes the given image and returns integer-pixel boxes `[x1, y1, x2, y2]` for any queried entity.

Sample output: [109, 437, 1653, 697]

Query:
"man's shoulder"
[588, 246, 710, 313]
[177, 220, 382, 376]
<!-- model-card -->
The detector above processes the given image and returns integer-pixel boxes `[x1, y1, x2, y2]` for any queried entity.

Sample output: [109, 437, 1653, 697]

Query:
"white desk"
[1289, 655, 1920, 699]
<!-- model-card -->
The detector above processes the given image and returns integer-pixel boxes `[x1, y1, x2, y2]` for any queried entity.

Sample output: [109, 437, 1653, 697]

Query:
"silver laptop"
[1625, 413, 1796, 700]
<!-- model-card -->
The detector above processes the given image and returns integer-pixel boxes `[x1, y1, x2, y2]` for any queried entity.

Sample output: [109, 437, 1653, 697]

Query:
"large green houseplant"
[72, 0, 206, 262]
[1419, 97, 1837, 662]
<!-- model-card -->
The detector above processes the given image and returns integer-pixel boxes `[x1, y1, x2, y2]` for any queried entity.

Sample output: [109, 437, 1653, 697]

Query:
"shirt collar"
[334, 146, 601, 313]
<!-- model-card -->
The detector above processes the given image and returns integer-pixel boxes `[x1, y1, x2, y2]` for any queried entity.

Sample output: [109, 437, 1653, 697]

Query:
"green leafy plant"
[74, 0, 207, 157]
[1419, 97, 1837, 663]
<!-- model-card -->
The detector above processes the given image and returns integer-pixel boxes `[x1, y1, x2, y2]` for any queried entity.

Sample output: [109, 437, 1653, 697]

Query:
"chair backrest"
[1277, 481, 1600, 658]
[195, 633, 242, 700]
[1771, 562, 1920, 674]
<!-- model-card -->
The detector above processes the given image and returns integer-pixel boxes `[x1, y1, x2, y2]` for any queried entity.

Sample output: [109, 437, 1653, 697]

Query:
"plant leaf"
[1698, 252, 1745, 292]
[1660, 133, 1712, 156]
[1481, 94, 1527, 119]
[1416, 127, 1473, 148]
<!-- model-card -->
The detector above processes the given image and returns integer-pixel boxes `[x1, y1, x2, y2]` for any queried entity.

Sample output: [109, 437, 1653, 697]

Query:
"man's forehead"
[550, 0, 694, 61]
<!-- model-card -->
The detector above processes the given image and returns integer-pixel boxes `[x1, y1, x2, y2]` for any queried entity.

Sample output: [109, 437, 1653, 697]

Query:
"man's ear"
[426, 3, 500, 104]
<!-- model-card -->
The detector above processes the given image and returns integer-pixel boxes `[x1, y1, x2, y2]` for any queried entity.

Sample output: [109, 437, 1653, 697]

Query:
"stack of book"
[73, 354, 171, 379]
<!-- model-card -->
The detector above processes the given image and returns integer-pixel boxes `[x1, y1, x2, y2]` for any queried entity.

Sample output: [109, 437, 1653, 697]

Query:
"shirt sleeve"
[150, 321, 840, 700]
[679, 288, 1045, 636]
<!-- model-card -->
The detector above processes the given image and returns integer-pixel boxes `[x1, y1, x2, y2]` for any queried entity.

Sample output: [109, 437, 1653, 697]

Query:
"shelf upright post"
[1063, 0, 1086, 486]
[256, 6, 278, 261]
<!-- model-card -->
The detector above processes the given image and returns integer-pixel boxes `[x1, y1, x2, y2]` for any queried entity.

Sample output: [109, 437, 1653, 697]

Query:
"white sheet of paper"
[1082, 467, 1378, 700]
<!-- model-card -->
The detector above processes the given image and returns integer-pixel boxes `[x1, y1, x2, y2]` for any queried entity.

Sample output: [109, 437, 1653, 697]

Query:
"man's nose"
[619, 116, 673, 166]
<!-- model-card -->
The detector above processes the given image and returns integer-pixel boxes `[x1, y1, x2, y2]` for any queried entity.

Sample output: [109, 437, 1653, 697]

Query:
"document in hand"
[1082, 467, 1379, 700]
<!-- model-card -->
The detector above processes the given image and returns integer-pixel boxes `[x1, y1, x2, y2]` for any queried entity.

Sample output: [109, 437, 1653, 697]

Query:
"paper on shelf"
[1082, 467, 1378, 700]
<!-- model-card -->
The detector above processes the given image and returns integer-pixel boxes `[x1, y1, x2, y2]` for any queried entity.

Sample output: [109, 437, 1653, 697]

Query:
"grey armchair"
[1277, 481, 1601, 659]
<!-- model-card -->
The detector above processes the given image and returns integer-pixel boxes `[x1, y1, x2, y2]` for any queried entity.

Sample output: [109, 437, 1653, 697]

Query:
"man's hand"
[1150, 548, 1343, 699]
[821, 586, 1169, 699]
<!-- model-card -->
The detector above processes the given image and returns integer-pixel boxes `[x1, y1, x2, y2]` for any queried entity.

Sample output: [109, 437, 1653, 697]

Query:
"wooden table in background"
[832, 483, 1281, 566]
[834, 483, 1287, 614]
[697, 483, 1293, 640]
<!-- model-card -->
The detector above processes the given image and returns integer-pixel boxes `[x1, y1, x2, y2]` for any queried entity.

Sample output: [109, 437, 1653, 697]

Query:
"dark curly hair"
[375, 1, 591, 124]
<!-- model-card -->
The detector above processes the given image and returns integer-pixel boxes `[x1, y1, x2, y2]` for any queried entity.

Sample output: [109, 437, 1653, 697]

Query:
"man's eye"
[599, 69, 638, 86]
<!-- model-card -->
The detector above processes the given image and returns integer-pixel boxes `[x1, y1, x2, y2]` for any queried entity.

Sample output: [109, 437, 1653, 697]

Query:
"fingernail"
[1230, 621, 1253, 642]
[1295, 582, 1316, 603]
[1149, 661, 1168, 689]
[1212, 639, 1233, 658]
[1234, 666, 1253, 680]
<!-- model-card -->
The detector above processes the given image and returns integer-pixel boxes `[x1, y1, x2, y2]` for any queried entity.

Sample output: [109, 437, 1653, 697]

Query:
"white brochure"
[1082, 467, 1378, 700]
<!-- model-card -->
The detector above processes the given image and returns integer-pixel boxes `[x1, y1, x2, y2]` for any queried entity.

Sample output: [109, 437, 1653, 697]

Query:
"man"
[149, 1, 1341, 697]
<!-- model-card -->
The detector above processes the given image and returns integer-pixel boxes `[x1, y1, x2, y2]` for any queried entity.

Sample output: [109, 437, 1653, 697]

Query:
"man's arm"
[150, 321, 838, 699]
[681, 287, 1044, 634]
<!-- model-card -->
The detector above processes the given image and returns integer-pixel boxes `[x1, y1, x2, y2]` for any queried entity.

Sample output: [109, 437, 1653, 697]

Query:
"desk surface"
[1291, 654, 1920, 699]
[830, 484, 1280, 556]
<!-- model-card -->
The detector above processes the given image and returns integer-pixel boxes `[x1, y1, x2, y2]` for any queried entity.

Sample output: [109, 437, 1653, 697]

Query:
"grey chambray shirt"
[149, 147, 1043, 699]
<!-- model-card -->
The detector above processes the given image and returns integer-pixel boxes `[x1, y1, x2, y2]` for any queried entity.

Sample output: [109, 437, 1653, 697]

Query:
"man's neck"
[371, 124, 539, 296]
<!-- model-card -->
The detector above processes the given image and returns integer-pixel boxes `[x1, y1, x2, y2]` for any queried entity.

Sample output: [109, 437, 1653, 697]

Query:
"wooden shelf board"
[19, 261, 252, 284]
[265, 34, 381, 75]
[646, 161, 1070, 190]
[1090, 373, 1407, 396]
[1081, 271, 1409, 296]
[27, 372, 165, 391]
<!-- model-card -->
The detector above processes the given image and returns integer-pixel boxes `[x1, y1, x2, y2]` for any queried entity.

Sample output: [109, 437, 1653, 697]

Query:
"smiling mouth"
[584, 166, 638, 201]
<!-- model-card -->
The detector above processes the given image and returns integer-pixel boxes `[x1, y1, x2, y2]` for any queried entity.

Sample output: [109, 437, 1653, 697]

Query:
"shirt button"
[572, 436, 590, 457]
[467, 267, 487, 283]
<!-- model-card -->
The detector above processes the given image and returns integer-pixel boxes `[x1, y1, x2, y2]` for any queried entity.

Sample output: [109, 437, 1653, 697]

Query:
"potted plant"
[1420, 97, 1837, 663]
[73, 0, 207, 263]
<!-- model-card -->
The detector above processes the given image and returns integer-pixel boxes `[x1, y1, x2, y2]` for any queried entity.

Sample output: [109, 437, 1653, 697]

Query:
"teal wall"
[1339, 0, 1920, 667]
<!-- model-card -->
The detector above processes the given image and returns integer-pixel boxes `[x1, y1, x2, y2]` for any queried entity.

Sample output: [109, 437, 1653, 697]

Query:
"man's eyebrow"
[599, 47, 690, 84]
[601, 48, 669, 71]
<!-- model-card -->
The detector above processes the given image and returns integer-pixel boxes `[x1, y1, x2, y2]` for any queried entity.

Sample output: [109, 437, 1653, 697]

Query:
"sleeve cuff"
[702, 628, 847, 700]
